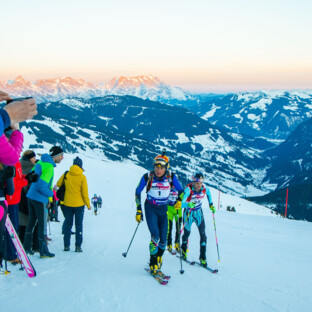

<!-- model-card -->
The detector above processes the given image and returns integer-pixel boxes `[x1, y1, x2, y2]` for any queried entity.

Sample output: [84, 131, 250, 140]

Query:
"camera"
[6, 96, 33, 105]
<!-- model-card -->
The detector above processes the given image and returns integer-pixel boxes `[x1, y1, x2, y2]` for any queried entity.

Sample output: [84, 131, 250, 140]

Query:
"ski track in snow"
[1, 156, 312, 312]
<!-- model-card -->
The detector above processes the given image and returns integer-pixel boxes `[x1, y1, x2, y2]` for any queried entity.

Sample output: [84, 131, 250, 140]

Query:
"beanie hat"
[25, 151, 36, 160]
[49, 146, 64, 158]
[73, 156, 83, 169]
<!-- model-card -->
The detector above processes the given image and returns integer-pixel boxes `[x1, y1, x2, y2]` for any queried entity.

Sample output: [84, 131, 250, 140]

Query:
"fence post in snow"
[285, 188, 289, 218]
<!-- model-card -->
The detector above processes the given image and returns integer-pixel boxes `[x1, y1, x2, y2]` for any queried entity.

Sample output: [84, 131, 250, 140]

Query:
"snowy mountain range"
[189, 91, 312, 141]
[1, 75, 311, 220]
[20, 95, 272, 197]
[249, 117, 312, 221]
[0, 75, 196, 104]
[2, 75, 311, 144]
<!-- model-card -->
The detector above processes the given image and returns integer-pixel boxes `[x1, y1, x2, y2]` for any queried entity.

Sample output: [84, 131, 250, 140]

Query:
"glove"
[188, 202, 195, 209]
[25, 171, 39, 183]
[49, 197, 53, 203]
[210, 204, 216, 213]
[174, 200, 182, 210]
[135, 205, 143, 223]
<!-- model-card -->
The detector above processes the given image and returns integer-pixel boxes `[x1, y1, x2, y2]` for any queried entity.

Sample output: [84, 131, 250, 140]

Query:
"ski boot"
[199, 258, 207, 268]
[181, 242, 188, 260]
[167, 244, 172, 252]
[64, 246, 70, 251]
[199, 243, 207, 267]
[149, 254, 158, 275]
[174, 242, 180, 252]
[156, 248, 165, 270]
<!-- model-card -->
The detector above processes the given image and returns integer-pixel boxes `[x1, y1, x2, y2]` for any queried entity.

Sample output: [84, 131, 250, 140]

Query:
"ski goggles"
[192, 176, 204, 182]
[154, 163, 167, 169]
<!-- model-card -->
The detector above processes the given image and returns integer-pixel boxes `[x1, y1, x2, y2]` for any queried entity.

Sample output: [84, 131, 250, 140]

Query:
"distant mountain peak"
[11, 75, 31, 86]
[0, 74, 193, 103]
[106, 75, 162, 89]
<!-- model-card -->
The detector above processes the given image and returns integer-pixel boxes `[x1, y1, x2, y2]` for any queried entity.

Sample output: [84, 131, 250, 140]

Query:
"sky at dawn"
[1, 0, 312, 92]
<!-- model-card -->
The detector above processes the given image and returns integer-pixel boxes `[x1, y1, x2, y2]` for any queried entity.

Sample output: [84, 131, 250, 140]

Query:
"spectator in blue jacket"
[23, 146, 64, 258]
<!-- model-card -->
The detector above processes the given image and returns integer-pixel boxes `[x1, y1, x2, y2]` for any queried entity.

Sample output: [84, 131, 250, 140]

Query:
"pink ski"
[5, 215, 36, 278]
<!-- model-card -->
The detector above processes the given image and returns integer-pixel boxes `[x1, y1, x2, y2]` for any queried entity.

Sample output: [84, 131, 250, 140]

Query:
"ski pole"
[122, 222, 140, 258]
[177, 218, 184, 274]
[212, 212, 220, 262]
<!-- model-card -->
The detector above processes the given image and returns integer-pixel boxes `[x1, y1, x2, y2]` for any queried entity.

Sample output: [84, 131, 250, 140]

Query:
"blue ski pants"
[144, 200, 168, 255]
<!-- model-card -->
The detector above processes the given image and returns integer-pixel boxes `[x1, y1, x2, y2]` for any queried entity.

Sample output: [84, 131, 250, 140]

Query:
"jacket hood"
[20, 158, 35, 175]
[41, 154, 56, 167]
[69, 164, 84, 176]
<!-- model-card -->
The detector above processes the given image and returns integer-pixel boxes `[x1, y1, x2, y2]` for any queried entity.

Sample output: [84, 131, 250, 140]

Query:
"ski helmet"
[192, 172, 204, 182]
[153, 155, 169, 169]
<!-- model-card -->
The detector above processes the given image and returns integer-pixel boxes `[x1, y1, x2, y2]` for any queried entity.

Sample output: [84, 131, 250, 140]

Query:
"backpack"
[56, 171, 68, 202]
[185, 183, 206, 202]
[0, 166, 16, 191]
[145, 170, 175, 193]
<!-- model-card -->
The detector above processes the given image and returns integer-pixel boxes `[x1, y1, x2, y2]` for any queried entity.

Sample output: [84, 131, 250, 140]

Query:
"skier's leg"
[144, 202, 160, 273]
[195, 209, 207, 265]
[181, 209, 194, 259]
[157, 209, 168, 268]
[167, 206, 174, 250]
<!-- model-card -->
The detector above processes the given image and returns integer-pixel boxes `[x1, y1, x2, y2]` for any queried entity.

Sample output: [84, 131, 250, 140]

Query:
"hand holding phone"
[4, 97, 37, 124]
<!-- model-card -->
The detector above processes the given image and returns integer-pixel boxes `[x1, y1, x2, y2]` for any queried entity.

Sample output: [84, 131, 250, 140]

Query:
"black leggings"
[0, 201, 8, 259]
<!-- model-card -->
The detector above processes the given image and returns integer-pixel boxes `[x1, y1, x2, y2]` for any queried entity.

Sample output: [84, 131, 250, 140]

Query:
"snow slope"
[1, 155, 311, 312]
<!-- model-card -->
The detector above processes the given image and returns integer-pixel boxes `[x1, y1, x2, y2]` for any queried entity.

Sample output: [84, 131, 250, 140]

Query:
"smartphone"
[6, 96, 33, 105]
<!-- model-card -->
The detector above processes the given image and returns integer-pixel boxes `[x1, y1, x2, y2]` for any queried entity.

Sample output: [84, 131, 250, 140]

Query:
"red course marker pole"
[285, 188, 289, 218]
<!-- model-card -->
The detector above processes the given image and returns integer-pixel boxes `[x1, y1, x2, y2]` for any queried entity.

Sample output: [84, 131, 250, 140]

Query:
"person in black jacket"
[0, 163, 15, 269]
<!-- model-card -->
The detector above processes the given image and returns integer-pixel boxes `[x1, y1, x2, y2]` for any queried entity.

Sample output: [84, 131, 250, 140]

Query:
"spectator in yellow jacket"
[57, 157, 90, 252]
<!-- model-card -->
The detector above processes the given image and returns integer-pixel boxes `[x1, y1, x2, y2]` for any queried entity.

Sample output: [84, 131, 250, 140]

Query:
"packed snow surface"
[1, 155, 311, 312]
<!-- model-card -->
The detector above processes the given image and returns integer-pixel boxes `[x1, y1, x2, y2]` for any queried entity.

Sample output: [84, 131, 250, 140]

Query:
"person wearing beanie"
[57, 156, 90, 252]
[73, 156, 83, 169]
[24, 146, 64, 258]
[49, 146, 64, 159]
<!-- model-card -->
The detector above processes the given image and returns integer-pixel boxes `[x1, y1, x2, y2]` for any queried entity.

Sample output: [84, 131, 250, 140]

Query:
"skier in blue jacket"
[135, 152, 184, 274]
[181, 172, 215, 267]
